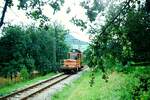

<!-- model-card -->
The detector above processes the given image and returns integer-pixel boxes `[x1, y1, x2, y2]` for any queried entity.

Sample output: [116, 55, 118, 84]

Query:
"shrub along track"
[0, 73, 71, 100]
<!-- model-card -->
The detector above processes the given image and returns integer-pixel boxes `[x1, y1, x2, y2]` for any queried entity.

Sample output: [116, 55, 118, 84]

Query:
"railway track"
[0, 73, 71, 100]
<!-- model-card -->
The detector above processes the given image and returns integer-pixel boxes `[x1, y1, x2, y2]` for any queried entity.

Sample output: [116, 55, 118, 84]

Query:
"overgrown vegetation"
[0, 25, 69, 81]
[78, 1, 150, 99]
[84, 0, 150, 74]
[0, 72, 55, 96]
[52, 67, 150, 100]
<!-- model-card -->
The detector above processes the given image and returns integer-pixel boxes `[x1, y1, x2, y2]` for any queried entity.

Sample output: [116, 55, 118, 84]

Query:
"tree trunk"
[0, 0, 9, 28]
[52, 23, 57, 71]
[10, 72, 13, 80]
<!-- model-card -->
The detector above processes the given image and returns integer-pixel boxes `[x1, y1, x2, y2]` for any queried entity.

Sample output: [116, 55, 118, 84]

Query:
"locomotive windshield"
[68, 49, 81, 60]
[70, 53, 77, 60]
[69, 53, 79, 60]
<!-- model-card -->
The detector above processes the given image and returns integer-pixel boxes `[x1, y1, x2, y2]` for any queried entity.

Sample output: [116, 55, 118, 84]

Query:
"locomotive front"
[61, 49, 82, 73]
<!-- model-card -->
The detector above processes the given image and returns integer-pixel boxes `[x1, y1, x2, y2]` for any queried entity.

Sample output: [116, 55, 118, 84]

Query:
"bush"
[20, 66, 29, 81]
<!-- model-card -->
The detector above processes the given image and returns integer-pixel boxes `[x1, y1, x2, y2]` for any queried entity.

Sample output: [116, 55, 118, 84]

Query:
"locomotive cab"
[61, 49, 82, 73]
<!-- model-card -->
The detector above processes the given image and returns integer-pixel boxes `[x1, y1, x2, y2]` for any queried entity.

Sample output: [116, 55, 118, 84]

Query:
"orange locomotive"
[61, 49, 83, 73]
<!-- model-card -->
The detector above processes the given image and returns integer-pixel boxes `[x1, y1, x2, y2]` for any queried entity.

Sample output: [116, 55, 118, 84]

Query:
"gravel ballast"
[28, 68, 89, 100]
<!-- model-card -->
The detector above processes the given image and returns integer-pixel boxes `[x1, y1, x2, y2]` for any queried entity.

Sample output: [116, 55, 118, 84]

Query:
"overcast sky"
[0, 0, 92, 42]
[0, 0, 124, 42]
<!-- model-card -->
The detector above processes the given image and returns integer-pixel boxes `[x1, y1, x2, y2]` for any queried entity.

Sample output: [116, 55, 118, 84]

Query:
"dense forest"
[0, 25, 69, 80]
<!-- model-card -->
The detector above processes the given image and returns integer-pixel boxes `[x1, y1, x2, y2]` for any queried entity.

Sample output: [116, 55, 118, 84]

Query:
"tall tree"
[0, 24, 69, 78]
[84, 0, 150, 73]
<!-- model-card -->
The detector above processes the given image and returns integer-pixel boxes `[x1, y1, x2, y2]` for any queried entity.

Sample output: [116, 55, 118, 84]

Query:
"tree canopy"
[0, 24, 69, 79]
[83, 0, 150, 74]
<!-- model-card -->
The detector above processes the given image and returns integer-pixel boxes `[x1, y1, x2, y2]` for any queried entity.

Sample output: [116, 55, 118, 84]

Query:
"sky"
[0, 0, 131, 42]
[0, 0, 91, 42]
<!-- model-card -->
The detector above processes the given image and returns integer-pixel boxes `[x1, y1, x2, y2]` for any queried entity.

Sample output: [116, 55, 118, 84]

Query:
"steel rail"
[21, 75, 70, 100]
[0, 73, 66, 100]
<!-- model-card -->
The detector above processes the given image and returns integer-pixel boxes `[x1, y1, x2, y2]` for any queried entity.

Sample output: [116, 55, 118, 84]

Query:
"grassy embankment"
[52, 67, 150, 100]
[0, 72, 56, 96]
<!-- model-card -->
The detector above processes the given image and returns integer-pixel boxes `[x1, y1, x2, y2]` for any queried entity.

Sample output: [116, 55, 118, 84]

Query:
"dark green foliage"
[83, 47, 94, 67]
[123, 67, 150, 99]
[0, 25, 31, 79]
[84, 0, 150, 74]
[125, 8, 150, 62]
[145, 0, 150, 12]
[0, 24, 69, 78]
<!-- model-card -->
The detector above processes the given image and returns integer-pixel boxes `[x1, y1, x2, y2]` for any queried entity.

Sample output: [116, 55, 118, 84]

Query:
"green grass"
[0, 72, 55, 96]
[52, 67, 150, 100]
